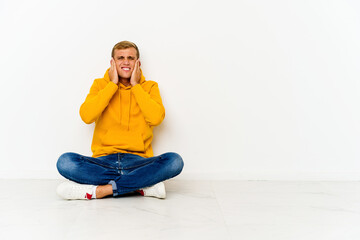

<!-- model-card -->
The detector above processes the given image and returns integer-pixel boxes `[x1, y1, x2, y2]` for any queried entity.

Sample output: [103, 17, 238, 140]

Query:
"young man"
[56, 41, 184, 200]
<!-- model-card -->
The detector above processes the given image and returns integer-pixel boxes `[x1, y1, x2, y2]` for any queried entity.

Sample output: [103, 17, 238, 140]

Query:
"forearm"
[131, 84, 165, 126]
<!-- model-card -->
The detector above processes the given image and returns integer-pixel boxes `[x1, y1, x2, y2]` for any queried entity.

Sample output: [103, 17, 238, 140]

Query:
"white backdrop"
[0, 0, 359, 180]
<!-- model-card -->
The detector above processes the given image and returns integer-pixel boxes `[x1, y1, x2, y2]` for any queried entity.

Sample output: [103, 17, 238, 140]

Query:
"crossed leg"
[56, 152, 184, 199]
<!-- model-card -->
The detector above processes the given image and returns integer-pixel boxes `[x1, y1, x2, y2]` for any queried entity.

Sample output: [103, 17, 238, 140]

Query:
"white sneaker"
[56, 180, 95, 200]
[139, 182, 166, 199]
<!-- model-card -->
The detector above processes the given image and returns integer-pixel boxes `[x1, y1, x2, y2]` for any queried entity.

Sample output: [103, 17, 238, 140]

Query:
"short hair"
[111, 41, 140, 59]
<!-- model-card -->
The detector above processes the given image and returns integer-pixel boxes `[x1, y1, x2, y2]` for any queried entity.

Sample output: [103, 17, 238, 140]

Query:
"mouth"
[121, 67, 131, 72]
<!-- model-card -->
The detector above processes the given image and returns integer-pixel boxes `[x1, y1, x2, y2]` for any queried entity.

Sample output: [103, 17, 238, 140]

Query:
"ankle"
[96, 184, 113, 199]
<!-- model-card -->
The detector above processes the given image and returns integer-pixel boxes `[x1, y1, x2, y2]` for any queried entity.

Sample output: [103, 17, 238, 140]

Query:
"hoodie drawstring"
[118, 85, 131, 131]
[128, 91, 131, 131]
[119, 85, 121, 125]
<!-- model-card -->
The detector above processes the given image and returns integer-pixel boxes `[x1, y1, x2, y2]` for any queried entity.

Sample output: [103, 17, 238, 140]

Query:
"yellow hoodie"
[79, 68, 165, 158]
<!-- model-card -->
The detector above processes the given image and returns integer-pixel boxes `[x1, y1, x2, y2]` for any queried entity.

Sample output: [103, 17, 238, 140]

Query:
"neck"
[119, 78, 131, 87]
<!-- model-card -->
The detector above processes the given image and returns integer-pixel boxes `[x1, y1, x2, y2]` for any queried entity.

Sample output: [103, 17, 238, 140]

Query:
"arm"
[79, 80, 118, 124]
[131, 83, 165, 126]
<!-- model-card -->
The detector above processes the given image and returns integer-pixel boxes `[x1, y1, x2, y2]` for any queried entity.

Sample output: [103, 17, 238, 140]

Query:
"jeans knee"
[56, 152, 78, 177]
[165, 152, 184, 177]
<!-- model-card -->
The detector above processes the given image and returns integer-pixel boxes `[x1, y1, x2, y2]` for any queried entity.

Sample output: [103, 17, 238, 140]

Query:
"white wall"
[0, 0, 359, 180]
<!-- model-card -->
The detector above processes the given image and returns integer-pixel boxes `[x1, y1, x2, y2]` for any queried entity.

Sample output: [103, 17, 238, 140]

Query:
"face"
[113, 48, 138, 80]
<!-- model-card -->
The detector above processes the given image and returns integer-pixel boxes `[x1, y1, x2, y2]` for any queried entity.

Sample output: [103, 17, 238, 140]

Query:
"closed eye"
[117, 56, 135, 60]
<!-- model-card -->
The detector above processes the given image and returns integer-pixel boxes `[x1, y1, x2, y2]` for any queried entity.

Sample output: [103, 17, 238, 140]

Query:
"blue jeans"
[56, 152, 184, 197]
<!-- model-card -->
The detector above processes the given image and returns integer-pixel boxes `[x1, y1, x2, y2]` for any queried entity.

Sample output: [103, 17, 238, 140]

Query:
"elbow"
[151, 116, 164, 126]
[81, 115, 95, 124]
[149, 108, 165, 126]
[79, 106, 95, 124]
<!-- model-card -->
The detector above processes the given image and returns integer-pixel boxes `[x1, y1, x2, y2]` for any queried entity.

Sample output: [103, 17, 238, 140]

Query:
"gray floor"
[1, 179, 360, 239]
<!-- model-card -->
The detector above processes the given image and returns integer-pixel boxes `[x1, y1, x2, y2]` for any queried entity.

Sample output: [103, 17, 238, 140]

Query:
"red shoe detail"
[136, 190, 144, 196]
[86, 193, 92, 200]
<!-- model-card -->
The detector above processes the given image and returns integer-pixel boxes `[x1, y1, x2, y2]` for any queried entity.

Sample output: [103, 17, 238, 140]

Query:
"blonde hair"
[111, 41, 140, 59]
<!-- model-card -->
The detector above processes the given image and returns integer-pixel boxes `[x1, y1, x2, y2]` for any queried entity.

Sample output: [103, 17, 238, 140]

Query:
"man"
[56, 41, 184, 200]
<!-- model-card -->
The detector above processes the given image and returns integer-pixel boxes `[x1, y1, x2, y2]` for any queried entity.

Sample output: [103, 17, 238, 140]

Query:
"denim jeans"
[56, 152, 184, 196]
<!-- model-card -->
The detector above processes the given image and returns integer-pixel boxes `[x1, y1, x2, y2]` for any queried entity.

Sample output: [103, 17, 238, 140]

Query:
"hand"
[109, 58, 119, 85]
[130, 60, 141, 86]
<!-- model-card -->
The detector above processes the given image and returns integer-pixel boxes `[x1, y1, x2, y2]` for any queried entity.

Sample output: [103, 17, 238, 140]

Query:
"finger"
[113, 60, 117, 73]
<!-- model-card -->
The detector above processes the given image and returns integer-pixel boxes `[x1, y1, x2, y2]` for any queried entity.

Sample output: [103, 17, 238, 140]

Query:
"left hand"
[130, 60, 141, 86]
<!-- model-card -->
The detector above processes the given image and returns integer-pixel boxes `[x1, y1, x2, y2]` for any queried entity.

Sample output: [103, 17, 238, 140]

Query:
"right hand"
[109, 58, 119, 85]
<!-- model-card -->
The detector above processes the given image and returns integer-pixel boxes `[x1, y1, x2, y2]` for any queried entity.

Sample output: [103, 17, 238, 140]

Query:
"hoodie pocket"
[101, 126, 145, 152]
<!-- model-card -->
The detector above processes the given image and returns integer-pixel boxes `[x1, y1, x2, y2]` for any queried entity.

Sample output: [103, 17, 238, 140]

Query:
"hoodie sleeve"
[79, 80, 118, 124]
[131, 82, 165, 126]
